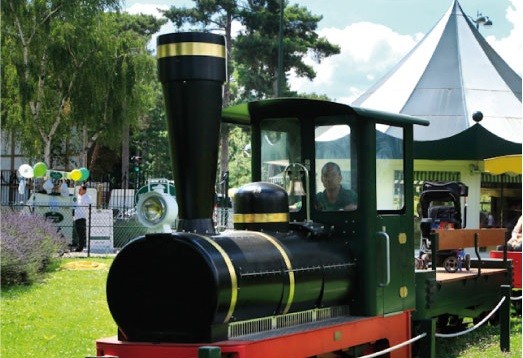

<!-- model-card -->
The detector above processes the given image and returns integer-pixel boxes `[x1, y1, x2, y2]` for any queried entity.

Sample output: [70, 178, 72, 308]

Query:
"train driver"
[315, 162, 357, 211]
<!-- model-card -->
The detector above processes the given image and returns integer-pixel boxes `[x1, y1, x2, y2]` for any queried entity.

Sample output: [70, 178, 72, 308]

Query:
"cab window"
[376, 124, 405, 211]
[315, 123, 357, 211]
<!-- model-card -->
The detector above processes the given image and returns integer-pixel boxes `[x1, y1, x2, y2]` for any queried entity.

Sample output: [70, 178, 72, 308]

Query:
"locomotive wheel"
[472, 312, 486, 325]
[421, 253, 431, 268]
[473, 311, 500, 326]
[437, 314, 464, 333]
[465, 253, 471, 271]
[443, 256, 459, 273]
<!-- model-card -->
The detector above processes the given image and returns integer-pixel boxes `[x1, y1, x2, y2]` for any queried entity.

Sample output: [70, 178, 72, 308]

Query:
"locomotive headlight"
[136, 191, 178, 233]
[142, 196, 165, 223]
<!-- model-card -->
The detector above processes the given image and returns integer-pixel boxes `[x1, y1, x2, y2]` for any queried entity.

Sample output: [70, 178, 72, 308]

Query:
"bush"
[1, 211, 67, 285]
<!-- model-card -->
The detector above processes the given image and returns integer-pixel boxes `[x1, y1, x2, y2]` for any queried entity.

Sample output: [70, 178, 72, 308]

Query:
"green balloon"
[80, 167, 90, 181]
[33, 162, 48, 177]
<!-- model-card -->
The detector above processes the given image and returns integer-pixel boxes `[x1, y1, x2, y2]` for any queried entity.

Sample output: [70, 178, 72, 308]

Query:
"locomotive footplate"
[96, 311, 413, 358]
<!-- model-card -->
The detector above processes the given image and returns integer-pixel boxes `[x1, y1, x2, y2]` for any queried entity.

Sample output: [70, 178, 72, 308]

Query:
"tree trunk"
[121, 119, 130, 189]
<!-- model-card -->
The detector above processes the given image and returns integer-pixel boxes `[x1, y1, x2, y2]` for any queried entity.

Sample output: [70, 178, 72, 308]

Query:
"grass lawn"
[1, 256, 521, 357]
[436, 313, 522, 357]
[1, 257, 116, 357]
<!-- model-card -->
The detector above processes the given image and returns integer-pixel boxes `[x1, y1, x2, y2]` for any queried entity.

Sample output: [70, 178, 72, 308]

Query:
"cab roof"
[221, 98, 429, 127]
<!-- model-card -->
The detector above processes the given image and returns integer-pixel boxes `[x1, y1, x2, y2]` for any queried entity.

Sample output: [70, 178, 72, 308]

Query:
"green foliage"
[131, 88, 173, 180]
[225, 124, 252, 188]
[0, 211, 67, 285]
[234, 0, 340, 99]
[160, 0, 339, 185]
[1, 0, 122, 162]
[1, 1, 165, 178]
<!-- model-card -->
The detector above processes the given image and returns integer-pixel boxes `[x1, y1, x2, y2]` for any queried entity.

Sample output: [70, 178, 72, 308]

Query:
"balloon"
[18, 164, 34, 179]
[70, 169, 82, 181]
[33, 162, 48, 177]
[50, 171, 63, 180]
[79, 167, 90, 181]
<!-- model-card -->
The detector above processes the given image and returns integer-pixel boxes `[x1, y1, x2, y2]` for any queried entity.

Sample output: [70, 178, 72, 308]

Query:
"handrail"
[378, 231, 390, 287]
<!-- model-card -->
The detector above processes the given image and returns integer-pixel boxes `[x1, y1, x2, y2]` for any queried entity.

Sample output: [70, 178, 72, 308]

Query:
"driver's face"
[321, 168, 341, 190]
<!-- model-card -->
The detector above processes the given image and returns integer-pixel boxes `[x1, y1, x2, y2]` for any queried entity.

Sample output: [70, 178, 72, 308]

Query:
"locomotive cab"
[223, 99, 428, 316]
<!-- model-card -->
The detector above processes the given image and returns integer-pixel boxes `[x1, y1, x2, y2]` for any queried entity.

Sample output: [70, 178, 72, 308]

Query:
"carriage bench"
[432, 228, 509, 278]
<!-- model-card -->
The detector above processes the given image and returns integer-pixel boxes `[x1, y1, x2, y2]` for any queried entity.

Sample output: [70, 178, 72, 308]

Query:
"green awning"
[481, 173, 522, 184]
[413, 171, 461, 184]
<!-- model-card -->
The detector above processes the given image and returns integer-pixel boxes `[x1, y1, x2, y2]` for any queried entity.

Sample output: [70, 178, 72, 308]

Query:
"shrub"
[1, 210, 67, 285]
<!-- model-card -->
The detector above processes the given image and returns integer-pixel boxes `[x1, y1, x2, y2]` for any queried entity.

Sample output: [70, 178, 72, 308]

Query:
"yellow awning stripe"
[484, 154, 522, 175]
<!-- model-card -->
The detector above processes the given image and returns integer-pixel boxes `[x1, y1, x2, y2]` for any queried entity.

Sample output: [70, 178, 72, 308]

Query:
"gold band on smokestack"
[157, 32, 226, 234]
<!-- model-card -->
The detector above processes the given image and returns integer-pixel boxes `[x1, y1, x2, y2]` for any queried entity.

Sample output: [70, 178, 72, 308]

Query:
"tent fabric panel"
[412, 114, 468, 141]
[457, 14, 513, 93]
[410, 13, 461, 90]
[414, 125, 521, 160]
[466, 12, 522, 102]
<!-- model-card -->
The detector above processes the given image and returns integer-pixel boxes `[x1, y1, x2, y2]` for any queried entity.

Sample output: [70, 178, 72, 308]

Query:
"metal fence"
[1, 202, 234, 255]
[1, 169, 235, 255]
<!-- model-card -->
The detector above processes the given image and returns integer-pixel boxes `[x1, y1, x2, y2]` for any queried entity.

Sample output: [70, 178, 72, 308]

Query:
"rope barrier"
[510, 295, 522, 301]
[435, 296, 506, 338]
[357, 333, 427, 358]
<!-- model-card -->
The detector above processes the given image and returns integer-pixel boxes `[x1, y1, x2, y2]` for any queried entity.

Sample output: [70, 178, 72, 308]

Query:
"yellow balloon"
[70, 169, 82, 181]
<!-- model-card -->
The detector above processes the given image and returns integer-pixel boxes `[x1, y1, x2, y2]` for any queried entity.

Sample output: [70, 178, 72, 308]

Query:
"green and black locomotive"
[96, 32, 514, 358]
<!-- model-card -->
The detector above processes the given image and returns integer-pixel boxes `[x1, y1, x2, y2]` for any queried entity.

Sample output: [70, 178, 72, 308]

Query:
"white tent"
[352, 0, 522, 160]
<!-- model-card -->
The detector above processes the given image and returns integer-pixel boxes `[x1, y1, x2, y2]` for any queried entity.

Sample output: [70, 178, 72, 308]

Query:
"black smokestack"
[157, 32, 226, 233]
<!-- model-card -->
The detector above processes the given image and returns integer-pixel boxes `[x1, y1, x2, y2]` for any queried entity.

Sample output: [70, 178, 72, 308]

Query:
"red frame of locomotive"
[97, 312, 412, 358]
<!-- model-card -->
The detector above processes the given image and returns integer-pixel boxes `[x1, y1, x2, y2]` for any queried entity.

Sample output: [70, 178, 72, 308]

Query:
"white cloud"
[125, 2, 168, 16]
[486, 0, 522, 76]
[289, 23, 419, 104]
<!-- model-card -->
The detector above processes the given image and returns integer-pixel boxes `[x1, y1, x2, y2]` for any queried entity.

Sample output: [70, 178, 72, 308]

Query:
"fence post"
[87, 204, 92, 257]
[500, 284, 511, 352]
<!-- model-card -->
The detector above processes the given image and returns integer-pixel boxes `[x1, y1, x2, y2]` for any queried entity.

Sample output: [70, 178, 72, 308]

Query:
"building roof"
[352, 0, 522, 160]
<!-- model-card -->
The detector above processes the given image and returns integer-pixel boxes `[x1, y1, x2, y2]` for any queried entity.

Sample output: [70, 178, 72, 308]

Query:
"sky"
[124, 0, 522, 104]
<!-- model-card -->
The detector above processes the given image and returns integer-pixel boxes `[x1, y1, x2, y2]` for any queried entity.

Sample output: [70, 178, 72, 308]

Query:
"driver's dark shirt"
[316, 187, 357, 211]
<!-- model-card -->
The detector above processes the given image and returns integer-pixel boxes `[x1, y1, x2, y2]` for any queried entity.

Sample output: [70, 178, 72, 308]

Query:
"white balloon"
[18, 164, 34, 179]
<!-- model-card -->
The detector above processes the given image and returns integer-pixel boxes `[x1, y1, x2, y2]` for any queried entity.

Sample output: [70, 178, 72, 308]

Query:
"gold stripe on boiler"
[228, 231, 295, 315]
[157, 42, 226, 59]
[257, 232, 295, 314]
[195, 234, 238, 323]
[233, 212, 289, 224]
